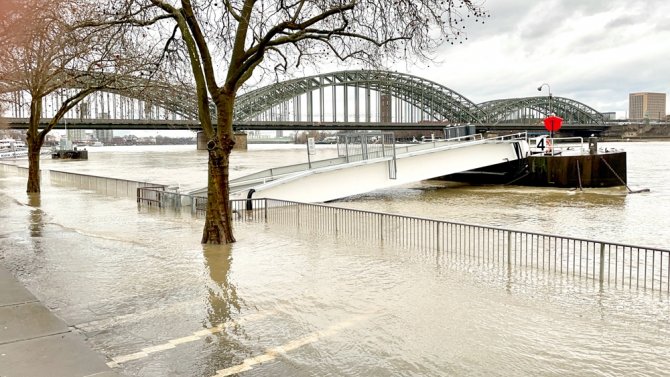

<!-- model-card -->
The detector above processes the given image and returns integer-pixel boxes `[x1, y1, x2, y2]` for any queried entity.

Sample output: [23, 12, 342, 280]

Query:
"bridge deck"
[2, 117, 609, 133]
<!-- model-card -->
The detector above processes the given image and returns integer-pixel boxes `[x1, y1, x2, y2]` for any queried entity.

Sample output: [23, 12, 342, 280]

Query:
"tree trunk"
[26, 137, 43, 193]
[26, 100, 44, 193]
[201, 126, 236, 244]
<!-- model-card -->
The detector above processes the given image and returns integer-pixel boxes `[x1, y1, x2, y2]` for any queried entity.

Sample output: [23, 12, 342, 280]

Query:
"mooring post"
[588, 136, 598, 155]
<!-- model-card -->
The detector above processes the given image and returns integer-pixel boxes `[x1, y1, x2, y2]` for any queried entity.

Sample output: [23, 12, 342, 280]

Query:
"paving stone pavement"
[0, 265, 120, 377]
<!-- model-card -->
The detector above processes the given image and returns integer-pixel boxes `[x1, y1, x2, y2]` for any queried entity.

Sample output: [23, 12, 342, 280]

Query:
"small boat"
[0, 138, 28, 159]
[0, 138, 26, 149]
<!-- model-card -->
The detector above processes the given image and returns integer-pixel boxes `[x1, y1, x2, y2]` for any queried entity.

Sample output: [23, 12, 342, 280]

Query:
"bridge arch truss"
[3, 70, 608, 132]
[234, 70, 488, 125]
[478, 96, 605, 125]
[3, 87, 197, 122]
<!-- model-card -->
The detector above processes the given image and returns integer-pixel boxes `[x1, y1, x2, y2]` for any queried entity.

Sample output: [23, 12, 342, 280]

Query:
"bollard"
[588, 136, 598, 155]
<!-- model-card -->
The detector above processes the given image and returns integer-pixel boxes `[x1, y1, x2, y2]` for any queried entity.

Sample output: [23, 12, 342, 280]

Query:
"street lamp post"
[537, 82, 552, 114]
[537, 83, 553, 138]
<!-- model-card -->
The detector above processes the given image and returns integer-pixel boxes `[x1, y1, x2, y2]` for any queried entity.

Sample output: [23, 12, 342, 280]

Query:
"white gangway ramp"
[229, 134, 530, 203]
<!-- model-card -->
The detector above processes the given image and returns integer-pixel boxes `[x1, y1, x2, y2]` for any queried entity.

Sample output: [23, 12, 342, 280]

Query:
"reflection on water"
[202, 244, 244, 326]
[200, 244, 252, 377]
[27, 193, 44, 239]
[26, 193, 47, 257]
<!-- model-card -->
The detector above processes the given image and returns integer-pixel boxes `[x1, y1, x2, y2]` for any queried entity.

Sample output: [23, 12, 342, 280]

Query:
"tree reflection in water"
[203, 244, 245, 324]
[201, 244, 252, 374]
[27, 193, 45, 252]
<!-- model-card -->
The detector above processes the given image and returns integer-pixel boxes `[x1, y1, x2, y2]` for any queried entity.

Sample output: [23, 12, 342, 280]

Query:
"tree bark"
[26, 140, 43, 193]
[26, 100, 44, 193]
[201, 94, 236, 244]
[202, 136, 236, 244]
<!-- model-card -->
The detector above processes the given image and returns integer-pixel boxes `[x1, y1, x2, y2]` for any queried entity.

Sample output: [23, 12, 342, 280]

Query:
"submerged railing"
[1, 163, 164, 198]
[49, 170, 164, 198]
[0, 162, 29, 175]
[226, 198, 670, 293]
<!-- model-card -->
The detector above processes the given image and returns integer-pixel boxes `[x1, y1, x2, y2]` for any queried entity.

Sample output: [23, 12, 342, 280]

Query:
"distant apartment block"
[601, 112, 616, 120]
[95, 129, 114, 144]
[629, 92, 666, 120]
[67, 129, 87, 143]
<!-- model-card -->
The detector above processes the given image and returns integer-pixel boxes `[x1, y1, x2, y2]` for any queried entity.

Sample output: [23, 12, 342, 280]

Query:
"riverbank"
[601, 123, 670, 141]
[603, 136, 670, 142]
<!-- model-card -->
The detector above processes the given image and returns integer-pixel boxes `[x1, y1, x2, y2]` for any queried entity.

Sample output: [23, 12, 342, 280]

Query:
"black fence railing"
[221, 198, 670, 293]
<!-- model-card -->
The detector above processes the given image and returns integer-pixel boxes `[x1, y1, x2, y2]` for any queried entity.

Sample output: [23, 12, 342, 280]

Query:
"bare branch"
[101, 0, 489, 244]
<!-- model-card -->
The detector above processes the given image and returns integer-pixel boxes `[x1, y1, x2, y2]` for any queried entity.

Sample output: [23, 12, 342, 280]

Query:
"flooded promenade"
[1, 141, 670, 376]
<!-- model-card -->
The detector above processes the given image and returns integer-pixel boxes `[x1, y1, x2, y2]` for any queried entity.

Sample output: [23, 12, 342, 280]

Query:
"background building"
[601, 112, 617, 120]
[66, 129, 87, 143]
[94, 129, 114, 144]
[629, 92, 666, 121]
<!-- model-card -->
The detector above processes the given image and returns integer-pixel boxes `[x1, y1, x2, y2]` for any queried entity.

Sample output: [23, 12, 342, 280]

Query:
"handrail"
[132, 188, 670, 292]
[223, 197, 670, 293]
[236, 197, 664, 251]
[528, 135, 587, 156]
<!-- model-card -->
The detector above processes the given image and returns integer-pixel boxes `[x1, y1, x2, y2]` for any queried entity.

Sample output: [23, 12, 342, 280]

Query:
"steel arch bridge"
[233, 70, 488, 124]
[2, 69, 607, 131]
[478, 96, 605, 125]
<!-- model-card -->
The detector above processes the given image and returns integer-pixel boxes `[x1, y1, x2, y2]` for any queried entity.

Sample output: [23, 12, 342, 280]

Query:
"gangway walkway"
[190, 133, 530, 203]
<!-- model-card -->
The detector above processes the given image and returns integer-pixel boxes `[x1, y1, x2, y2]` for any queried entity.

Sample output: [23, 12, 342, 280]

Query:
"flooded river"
[1, 140, 669, 376]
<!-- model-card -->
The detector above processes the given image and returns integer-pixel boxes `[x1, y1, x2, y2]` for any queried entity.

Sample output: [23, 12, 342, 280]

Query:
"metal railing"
[49, 170, 165, 198]
[1, 163, 165, 199]
[228, 198, 670, 293]
[137, 186, 200, 211]
[0, 162, 29, 176]
[529, 136, 586, 156]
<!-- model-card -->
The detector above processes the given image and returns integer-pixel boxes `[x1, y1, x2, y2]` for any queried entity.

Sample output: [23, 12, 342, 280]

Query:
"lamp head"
[537, 87, 542, 91]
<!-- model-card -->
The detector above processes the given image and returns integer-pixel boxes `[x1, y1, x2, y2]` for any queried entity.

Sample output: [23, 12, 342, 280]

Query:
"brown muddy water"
[1, 141, 669, 376]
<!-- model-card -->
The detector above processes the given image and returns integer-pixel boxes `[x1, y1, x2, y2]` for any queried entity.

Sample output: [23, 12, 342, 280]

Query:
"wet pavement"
[0, 264, 119, 377]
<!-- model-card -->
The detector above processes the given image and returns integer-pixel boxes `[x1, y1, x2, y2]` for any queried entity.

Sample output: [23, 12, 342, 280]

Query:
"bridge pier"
[234, 132, 248, 150]
[196, 131, 207, 150]
[197, 131, 248, 151]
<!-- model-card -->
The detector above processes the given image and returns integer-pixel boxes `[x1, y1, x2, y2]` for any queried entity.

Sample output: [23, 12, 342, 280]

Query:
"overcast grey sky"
[119, 0, 670, 138]
[391, 0, 670, 117]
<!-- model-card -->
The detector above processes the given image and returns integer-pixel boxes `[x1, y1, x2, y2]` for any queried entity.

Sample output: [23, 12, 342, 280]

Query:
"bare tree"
[0, 0, 161, 192]
[105, 0, 489, 244]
